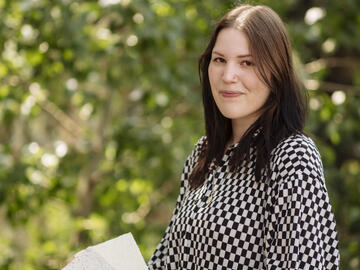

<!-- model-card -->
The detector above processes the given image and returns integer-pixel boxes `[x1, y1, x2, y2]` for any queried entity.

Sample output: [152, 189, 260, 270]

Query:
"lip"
[219, 90, 244, 98]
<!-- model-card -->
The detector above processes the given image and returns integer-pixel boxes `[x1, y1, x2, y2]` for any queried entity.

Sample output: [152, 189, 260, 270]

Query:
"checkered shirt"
[148, 134, 340, 269]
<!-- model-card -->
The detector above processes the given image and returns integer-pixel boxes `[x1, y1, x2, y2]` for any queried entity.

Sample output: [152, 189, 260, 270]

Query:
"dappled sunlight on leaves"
[0, 0, 359, 269]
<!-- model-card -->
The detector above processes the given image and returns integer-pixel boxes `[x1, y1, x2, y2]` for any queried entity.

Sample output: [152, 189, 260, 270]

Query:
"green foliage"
[0, 0, 359, 269]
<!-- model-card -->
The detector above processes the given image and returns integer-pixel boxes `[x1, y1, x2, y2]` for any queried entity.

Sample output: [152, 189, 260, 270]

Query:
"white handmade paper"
[62, 232, 148, 270]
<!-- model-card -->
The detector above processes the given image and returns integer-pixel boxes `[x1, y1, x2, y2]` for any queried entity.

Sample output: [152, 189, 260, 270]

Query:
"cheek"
[208, 65, 214, 82]
[208, 66, 217, 92]
[244, 78, 270, 106]
[208, 63, 221, 79]
[256, 87, 271, 107]
[245, 73, 269, 95]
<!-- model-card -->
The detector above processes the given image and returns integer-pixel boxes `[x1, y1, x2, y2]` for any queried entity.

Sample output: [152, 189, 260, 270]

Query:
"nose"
[222, 62, 238, 83]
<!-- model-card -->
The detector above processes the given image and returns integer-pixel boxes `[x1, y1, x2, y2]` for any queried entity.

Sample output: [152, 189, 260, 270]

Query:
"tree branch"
[35, 98, 84, 142]
[315, 81, 360, 94]
[305, 57, 360, 73]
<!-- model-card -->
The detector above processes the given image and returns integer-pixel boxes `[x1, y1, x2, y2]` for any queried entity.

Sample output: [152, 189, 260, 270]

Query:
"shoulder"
[194, 135, 207, 152]
[270, 133, 324, 180]
[180, 136, 206, 191]
[187, 136, 207, 165]
[182, 136, 206, 171]
[271, 133, 320, 160]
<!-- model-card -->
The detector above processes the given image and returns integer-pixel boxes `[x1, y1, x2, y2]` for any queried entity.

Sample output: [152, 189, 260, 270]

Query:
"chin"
[218, 109, 243, 120]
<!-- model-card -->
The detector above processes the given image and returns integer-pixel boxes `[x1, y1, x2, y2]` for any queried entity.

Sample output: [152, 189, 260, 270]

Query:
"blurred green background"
[0, 0, 359, 269]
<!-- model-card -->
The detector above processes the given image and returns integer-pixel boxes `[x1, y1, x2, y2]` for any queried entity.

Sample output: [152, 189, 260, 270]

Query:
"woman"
[148, 4, 339, 270]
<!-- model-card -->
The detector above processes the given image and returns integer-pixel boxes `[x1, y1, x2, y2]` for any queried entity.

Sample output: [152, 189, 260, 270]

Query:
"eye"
[212, 57, 226, 63]
[241, 60, 254, 67]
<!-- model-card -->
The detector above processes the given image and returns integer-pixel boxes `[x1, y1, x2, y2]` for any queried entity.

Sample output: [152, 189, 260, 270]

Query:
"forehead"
[213, 28, 250, 56]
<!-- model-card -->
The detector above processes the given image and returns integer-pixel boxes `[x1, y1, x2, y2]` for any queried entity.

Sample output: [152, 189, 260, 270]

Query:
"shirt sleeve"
[264, 137, 340, 269]
[147, 136, 206, 270]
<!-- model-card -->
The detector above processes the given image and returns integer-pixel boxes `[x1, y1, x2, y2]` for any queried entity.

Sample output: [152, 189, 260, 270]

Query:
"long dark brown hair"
[189, 4, 307, 189]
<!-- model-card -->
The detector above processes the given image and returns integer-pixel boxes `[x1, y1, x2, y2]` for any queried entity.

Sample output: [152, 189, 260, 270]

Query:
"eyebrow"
[212, 51, 252, 58]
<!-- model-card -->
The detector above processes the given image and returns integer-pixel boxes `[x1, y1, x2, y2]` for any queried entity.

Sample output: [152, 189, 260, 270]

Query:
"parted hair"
[189, 4, 307, 189]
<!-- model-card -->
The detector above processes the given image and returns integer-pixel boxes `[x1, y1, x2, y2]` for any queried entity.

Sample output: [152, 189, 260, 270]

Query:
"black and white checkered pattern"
[148, 134, 340, 269]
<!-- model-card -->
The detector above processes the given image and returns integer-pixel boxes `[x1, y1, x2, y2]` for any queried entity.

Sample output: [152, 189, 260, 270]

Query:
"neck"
[230, 116, 258, 145]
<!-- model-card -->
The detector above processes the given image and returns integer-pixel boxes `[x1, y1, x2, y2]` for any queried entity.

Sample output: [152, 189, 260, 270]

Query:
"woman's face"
[208, 27, 270, 129]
